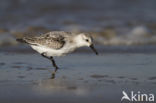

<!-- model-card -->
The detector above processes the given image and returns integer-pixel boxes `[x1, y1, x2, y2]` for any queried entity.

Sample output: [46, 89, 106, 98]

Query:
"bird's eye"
[85, 39, 89, 42]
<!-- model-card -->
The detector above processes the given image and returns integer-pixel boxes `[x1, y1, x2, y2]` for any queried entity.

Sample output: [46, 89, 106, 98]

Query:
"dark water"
[1, 0, 156, 30]
[1, 0, 156, 47]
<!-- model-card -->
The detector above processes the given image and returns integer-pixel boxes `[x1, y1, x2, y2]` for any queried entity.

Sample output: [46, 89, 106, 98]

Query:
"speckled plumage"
[21, 31, 76, 49]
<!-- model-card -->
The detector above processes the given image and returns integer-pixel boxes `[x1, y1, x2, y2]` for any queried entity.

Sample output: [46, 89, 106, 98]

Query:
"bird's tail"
[16, 38, 27, 43]
[16, 38, 38, 46]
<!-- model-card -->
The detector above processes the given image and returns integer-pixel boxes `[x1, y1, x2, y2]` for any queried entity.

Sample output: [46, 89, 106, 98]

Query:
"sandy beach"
[0, 51, 156, 103]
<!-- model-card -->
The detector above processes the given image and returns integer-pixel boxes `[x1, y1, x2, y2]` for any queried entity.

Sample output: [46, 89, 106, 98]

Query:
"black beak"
[90, 44, 98, 55]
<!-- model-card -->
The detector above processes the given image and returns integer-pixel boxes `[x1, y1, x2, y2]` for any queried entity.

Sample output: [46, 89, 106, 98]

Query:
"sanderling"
[16, 31, 98, 79]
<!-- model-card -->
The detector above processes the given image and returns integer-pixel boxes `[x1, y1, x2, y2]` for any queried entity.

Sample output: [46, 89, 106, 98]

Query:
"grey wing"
[42, 31, 72, 38]
[42, 31, 66, 41]
[21, 33, 66, 49]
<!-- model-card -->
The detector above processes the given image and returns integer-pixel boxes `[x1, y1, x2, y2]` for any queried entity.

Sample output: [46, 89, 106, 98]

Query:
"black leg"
[50, 57, 59, 71]
[50, 57, 59, 79]
[41, 53, 59, 79]
[41, 53, 50, 59]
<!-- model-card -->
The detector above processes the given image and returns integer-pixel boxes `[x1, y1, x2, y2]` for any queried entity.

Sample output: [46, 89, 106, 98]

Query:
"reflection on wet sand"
[34, 79, 89, 96]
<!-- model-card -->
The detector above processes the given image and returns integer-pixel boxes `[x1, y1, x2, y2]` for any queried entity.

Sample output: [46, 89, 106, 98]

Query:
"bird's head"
[76, 33, 98, 55]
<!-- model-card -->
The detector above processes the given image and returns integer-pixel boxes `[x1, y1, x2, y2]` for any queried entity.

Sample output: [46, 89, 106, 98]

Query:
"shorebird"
[16, 31, 98, 79]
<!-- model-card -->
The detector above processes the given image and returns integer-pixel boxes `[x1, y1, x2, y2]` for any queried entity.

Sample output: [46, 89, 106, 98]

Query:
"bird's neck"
[74, 35, 85, 48]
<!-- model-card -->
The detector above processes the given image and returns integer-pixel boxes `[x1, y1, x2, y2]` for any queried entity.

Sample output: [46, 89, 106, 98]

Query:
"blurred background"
[1, 0, 156, 53]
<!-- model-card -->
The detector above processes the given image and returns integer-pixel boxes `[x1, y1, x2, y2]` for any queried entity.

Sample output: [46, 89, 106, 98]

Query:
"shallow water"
[0, 52, 156, 103]
[1, 0, 156, 46]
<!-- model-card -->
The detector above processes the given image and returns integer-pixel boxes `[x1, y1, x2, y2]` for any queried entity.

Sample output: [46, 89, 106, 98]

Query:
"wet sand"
[0, 52, 156, 103]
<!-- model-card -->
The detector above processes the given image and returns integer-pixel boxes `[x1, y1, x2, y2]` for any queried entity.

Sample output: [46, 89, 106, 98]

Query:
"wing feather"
[22, 31, 68, 49]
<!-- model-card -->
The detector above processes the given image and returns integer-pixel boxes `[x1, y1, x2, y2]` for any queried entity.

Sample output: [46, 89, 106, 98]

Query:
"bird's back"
[17, 31, 75, 49]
